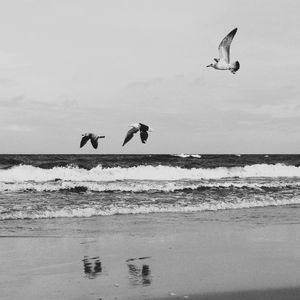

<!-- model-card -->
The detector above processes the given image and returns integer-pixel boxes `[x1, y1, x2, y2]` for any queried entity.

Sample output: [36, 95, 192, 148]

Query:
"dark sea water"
[1, 154, 300, 221]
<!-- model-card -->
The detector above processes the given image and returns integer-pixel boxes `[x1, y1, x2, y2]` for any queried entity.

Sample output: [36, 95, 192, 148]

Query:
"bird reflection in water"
[126, 257, 152, 286]
[82, 256, 102, 279]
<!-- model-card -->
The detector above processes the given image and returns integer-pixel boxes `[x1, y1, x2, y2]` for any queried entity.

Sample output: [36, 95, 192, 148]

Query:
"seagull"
[80, 133, 105, 149]
[206, 28, 240, 74]
[122, 123, 152, 146]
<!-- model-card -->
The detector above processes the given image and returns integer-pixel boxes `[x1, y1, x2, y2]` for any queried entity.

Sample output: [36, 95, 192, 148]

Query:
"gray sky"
[0, 0, 299, 154]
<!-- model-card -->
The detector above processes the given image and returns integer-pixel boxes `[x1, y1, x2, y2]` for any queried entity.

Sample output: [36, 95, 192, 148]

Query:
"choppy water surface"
[1, 154, 300, 220]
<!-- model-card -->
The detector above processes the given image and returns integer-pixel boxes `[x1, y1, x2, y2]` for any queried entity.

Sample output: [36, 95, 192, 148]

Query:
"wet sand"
[1, 207, 300, 300]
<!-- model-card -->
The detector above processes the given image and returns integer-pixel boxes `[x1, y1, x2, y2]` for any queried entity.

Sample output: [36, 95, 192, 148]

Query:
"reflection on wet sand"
[82, 256, 102, 279]
[126, 257, 152, 286]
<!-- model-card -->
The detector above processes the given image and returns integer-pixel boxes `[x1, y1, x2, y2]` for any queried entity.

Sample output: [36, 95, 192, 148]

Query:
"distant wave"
[1, 197, 300, 220]
[1, 163, 300, 183]
[173, 154, 202, 158]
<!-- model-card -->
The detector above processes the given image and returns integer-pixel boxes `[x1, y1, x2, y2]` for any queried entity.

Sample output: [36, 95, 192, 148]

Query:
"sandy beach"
[1, 206, 300, 300]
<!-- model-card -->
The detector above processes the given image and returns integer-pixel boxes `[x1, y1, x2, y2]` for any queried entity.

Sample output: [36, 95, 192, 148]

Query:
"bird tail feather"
[231, 61, 240, 73]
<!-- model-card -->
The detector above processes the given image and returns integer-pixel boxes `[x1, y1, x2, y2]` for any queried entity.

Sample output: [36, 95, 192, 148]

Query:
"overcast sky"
[0, 0, 299, 154]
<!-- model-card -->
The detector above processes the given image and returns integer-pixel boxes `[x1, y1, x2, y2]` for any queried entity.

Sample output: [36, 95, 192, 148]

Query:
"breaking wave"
[1, 180, 300, 193]
[1, 163, 300, 183]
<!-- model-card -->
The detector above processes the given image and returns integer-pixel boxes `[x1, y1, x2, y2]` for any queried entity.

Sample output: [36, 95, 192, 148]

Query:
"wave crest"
[1, 180, 299, 193]
[1, 163, 300, 183]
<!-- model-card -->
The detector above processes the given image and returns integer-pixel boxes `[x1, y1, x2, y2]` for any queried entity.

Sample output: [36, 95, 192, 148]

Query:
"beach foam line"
[1, 197, 300, 220]
[1, 163, 300, 183]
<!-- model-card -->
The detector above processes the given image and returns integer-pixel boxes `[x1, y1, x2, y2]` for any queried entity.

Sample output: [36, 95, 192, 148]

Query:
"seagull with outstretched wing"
[80, 133, 105, 149]
[207, 28, 240, 74]
[122, 123, 152, 146]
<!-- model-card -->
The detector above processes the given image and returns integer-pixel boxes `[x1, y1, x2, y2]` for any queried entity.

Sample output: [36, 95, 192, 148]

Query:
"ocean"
[1, 154, 300, 223]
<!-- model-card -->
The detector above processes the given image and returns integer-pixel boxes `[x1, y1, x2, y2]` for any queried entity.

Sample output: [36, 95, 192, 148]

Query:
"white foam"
[174, 154, 201, 158]
[1, 197, 300, 220]
[0, 180, 299, 193]
[1, 163, 300, 184]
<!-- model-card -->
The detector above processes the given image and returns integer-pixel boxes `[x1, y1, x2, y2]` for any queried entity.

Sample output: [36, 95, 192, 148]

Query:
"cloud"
[5, 124, 34, 132]
[0, 77, 16, 87]
[62, 99, 78, 109]
[0, 95, 25, 107]
[0, 51, 30, 69]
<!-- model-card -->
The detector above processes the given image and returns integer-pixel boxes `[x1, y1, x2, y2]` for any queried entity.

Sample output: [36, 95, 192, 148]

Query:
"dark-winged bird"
[206, 28, 240, 74]
[122, 123, 152, 147]
[80, 133, 105, 149]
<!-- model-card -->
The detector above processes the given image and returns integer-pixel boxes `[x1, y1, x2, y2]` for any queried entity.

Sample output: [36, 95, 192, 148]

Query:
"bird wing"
[140, 130, 148, 144]
[122, 127, 139, 146]
[90, 137, 98, 149]
[218, 28, 237, 64]
[139, 123, 149, 131]
[80, 136, 90, 148]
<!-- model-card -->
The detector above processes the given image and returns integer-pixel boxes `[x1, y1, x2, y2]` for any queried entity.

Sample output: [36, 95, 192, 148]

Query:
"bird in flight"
[80, 133, 105, 149]
[122, 123, 152, 147]
[206, 28, 240, 74]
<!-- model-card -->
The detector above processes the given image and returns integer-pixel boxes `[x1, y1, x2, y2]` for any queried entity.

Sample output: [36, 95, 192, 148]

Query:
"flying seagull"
[122, 123, 152, 146]
[80, 133, 105, 149]
[206, 28, 240, 74]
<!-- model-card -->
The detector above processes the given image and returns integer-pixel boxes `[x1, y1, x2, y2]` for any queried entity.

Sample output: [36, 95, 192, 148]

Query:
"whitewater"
[1, 154, 300, 220]
[2, 163, 300, 183]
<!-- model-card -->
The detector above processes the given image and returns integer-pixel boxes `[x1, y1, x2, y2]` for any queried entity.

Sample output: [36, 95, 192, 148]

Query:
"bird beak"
[206, 64, 211, 67]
